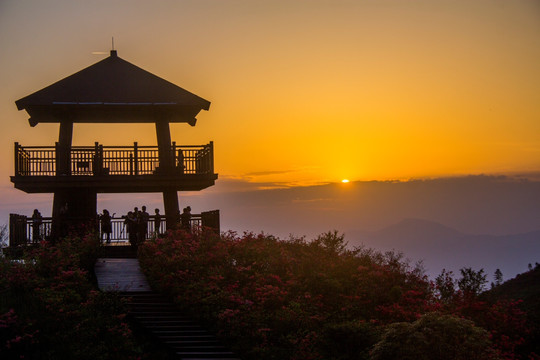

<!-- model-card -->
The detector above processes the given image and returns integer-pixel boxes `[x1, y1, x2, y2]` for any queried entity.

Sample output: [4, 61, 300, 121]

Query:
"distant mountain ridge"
[346, 218, 540, 280]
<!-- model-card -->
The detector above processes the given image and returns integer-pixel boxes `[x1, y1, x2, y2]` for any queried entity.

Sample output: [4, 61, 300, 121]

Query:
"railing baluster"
[134, 142, 138, 176]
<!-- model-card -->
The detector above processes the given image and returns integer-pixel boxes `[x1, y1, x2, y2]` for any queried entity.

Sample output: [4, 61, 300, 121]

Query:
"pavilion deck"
[11, 142, 217, 192]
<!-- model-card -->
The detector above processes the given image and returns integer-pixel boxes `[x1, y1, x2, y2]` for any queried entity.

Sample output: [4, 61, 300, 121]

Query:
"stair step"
[138, 318, 195, 323]
[150, 328, 208, 333]
[117, 291, 239, 358]
[129, 311, 182, 315]
[157, 335, 216, 340]
[170, 345, 228, 350]
[152, 330, 210, 335]
[176, 351, 234, 357]
[145, 325, 205, 331]
[165, 340, 220, 346]
[180, 358, 241, 360]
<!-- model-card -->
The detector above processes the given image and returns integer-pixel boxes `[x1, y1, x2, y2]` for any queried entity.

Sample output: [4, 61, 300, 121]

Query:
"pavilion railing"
[14, 141, 214, 177]
[8, 211, 219, 246]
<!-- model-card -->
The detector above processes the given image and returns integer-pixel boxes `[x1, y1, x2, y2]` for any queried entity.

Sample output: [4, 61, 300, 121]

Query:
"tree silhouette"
[435, 268, 456, 302]
[493, 268, 503, 287]
[458, 267, 487, 297]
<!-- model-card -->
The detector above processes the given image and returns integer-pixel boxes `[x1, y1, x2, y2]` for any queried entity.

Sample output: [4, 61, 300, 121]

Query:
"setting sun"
[341, 179, 350, 183]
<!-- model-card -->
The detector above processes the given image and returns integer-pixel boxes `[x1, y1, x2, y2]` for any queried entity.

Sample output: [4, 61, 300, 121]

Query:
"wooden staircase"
[122, 292, 240, 360]
[94, 248, 240, 359]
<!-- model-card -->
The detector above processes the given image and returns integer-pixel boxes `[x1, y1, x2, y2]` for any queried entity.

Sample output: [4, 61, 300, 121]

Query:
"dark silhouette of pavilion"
[12, 50, 218, 239]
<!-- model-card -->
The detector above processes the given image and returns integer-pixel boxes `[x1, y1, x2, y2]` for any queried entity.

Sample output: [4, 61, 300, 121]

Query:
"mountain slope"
[346, 218, 540, 280]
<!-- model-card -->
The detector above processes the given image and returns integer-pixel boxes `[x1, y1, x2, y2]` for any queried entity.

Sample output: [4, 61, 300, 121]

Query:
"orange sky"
[1, 0, 539, 189]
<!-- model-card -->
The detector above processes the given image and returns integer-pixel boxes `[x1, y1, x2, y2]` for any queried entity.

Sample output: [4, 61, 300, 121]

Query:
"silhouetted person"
[31, 209, 42, 242]
[125, 211, 138, 247]
[154, 208, 162, 236]
[99, 209, 112, 244]
[139, 205, 149, 242]
[181, 206, 192, 233]
[177, 149, 184, 173]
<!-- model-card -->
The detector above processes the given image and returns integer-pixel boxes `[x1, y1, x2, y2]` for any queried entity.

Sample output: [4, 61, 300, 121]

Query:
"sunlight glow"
[341, 179, 350, 183]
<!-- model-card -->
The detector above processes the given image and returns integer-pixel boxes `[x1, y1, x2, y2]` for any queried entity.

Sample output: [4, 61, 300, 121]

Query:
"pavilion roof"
[16, 50, 210, 126]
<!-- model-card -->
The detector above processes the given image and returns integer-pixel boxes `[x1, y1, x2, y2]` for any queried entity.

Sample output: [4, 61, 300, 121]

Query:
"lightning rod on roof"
[112, 37, 115, 51]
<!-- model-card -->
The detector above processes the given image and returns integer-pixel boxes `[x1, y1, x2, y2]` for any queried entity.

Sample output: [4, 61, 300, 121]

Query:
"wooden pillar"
[163, 188, 179, 229]
[52, 189, 97, 239]
[155, 119, 173, 172]
[52, 120, 74, 238]
[156, 118, 179, 229]
[57, 120, 73, 175]
[51, 120, 97, 239]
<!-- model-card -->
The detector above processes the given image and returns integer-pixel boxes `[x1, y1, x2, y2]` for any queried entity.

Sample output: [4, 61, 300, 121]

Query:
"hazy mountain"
[346, 218, 540, 280]
[202, 174, 540, 237]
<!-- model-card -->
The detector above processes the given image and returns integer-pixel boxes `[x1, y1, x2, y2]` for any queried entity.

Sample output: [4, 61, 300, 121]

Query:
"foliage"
[494, 269, 504, 287]
[0, 224, 7, 248]
[434, 267, 536, 360]
[434, 268, 456, 302]
[370, 312, 497, 360]
[139, 229, 539, 360]
[0, 234, 143, 359]
[139, 229, 434, 359]
[458, 267, 488, 297]
[483, 266, 540, 358]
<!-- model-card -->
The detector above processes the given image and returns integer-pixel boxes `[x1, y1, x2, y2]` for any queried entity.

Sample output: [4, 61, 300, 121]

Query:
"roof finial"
[110, 37, 117, 57]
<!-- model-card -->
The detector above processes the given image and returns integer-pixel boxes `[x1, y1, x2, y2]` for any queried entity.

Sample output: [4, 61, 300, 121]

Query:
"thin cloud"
[244, 170, 295, 177]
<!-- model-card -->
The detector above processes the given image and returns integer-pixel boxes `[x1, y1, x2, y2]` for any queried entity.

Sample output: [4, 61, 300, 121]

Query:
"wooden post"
[172, 141, 177, 168]
[134, 142, 139, 175]
[94, 142, 100, 175]
[57, 120, 73, 175]
[155, 119, 172, 173]
[163, 188, 179, 229]
[51, 189, 97, 240]
[52, 120, 74, 238]
[55, 142, 60, 175]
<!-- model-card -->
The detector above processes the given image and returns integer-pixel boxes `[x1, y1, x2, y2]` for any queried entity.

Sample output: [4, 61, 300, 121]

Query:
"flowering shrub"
[0, 234, 143, 359]
[433, 267, 536, 359]
[139, 229, 537, 360]
[139, 230, 435, 359]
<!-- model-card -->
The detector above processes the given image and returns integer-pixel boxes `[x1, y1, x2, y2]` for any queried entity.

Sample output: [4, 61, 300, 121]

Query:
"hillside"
[346, 218, 540, 279]
[484, 266, 540, 356]
[484, 265, 540, 315]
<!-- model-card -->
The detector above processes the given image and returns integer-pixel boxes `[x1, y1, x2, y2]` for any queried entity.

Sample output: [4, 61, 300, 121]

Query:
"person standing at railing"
[31, 209, 43, 242]
[139, 205, 150, 242]
[181, 206, 192, 233]
[177, 149, 184, 174]
[154, 208, 162, 236]
[125, 211, 138, 247]
[99, 209, 112, 244]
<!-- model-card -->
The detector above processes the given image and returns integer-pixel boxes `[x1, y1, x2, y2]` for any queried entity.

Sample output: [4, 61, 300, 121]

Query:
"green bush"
[370, 312, 497, 360]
